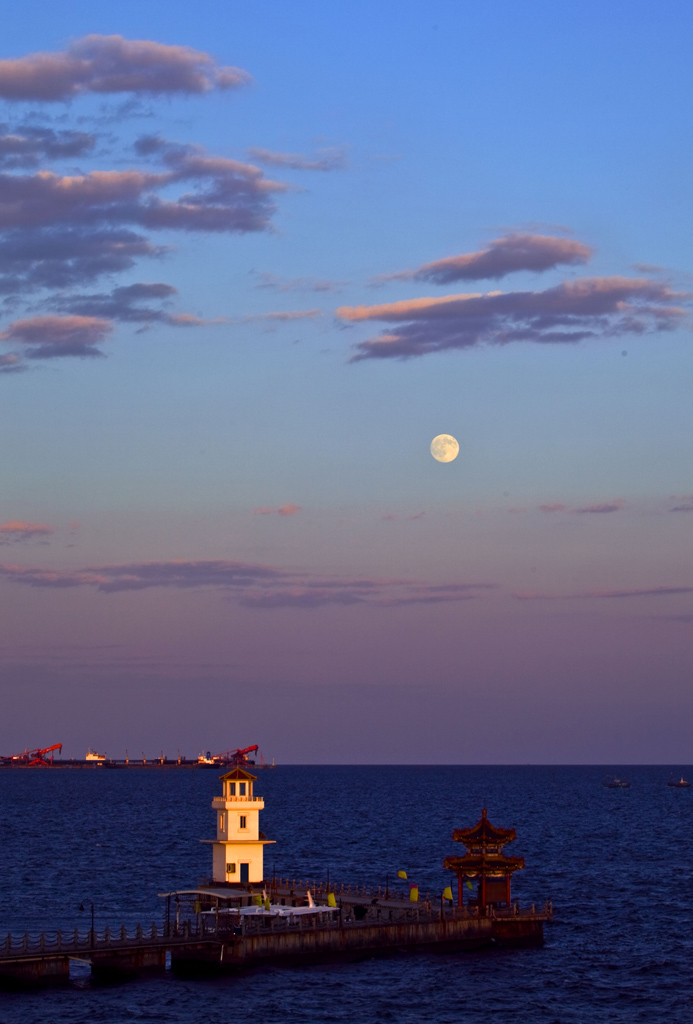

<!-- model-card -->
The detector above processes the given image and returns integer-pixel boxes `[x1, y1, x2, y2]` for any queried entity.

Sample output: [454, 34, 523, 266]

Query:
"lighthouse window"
[228, 783, 236, 796]
[239, 782, 246, 796]
[240, 815, 247, 829]
[219, 814, 224, 830]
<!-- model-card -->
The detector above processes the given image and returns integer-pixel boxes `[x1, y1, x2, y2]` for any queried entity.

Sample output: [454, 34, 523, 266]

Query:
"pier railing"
[0, 900, 552, 961]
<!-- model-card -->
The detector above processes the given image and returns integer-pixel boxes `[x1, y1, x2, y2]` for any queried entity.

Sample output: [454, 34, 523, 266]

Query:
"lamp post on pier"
[79, 899, 95, 948]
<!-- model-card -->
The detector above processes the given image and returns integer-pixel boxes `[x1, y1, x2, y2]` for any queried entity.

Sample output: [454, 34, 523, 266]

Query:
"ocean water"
[0, 765, 691, 1023]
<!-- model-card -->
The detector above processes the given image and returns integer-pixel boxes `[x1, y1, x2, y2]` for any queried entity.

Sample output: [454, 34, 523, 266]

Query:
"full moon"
[430, 434, 459, 463]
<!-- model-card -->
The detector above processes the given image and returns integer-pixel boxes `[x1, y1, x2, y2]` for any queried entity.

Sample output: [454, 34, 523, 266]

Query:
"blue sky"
[0, 1, 691, 762]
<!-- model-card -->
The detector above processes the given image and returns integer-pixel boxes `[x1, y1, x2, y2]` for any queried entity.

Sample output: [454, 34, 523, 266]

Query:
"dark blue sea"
[0, 765, 691, 1023]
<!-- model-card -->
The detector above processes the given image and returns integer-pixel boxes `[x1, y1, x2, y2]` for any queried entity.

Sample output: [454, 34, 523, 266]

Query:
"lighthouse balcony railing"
[212, 795, 263, 805]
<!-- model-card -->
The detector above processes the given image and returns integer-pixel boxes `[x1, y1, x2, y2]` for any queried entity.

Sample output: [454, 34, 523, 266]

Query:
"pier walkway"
[0, 898, 552, 988]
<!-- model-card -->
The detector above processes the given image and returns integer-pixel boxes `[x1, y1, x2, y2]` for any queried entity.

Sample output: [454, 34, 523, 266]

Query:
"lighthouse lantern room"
[204, 766, 274, 885]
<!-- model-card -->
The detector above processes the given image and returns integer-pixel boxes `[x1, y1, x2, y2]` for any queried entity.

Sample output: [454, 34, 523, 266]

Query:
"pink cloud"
[373, 233, 592, 285]
[253, 504, 302, 517]
[0, 149, 285, 235]
[339, 277, 689, 361]
[0, 520, 53, 540]
[0, 353, 24, 373]
[539, 499, 625, 514]
[0, 35, 250, 101]
[0, 314, 112, 358]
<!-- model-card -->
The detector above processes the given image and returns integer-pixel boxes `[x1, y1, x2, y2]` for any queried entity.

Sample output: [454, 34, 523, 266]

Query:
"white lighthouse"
[204, 766, 274, 886]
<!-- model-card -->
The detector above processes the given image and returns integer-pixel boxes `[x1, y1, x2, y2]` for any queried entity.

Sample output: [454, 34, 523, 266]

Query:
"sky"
[0, 0, 692, 763]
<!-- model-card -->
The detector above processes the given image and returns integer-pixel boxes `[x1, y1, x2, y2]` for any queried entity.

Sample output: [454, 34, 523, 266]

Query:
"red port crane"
[215, 745, 259, 766]
[0, 744, 62, 766]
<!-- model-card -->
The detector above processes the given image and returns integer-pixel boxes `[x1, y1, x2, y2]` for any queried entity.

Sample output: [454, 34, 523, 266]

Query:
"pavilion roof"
[444, 852, 525, 875]
[219, 766, 257, 782]
[452, 808, 516, 847]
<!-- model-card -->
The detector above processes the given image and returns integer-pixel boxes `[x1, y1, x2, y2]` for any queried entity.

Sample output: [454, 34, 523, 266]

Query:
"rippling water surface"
[0, 765, 691, 1023]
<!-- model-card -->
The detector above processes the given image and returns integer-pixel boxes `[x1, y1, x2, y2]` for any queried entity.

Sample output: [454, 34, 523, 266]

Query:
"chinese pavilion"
[443, 808, 524, 911]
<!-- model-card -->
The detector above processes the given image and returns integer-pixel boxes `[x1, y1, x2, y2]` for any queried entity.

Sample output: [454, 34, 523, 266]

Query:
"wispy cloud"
[540, 499, 625, 515]
[0, 519, 53, 541]
[372, 233, 592, 286]
[0, 136, 287, 316]
[54, 282, 226, 329]
[253, 504, 302, 516]
[669, 494, 693, 512]
[238, 309, 322, 324]
[252, 271, 347, 293]
[574, 500, 625, 514]
[0, 558, 495, 609]
[0, 35, 250, 102]
[381, 511, 426, 521]
[339, 277, 689, 361]
[0, 125, 96, 169]
[247, 146, 348, 172]
[0, 228, 165, 296]
[0, 353, 24, 373]
[514, 586, 693, 601]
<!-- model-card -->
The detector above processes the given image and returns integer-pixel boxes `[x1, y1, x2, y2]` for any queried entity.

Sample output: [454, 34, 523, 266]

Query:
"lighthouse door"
[240, 863, 249, 883]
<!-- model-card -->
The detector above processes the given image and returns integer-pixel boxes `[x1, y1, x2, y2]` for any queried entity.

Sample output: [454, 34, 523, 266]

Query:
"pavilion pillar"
[457, 874, 462, 906]
[505, 874, 511, 906]
[480, 874, 486, 911]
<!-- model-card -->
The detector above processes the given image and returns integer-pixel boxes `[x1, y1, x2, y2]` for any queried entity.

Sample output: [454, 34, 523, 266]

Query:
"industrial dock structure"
[0, 743, 276, 769]
[0, 766, 551, 988]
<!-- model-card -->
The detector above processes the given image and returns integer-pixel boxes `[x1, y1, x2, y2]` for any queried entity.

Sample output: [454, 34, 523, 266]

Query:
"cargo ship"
[0, 743, 275, 769]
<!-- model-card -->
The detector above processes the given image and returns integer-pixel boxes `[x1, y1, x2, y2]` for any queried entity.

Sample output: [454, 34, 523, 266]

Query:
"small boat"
[667, 777, 691, 788]
[602, 777, 630, 788]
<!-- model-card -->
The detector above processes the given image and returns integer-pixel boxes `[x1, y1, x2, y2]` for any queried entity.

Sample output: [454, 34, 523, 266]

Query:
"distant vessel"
[602, 777, 630, 788]
[197, 751, 220, 765]
[667, 777, 691, 788]
[85, 749, 107, 762]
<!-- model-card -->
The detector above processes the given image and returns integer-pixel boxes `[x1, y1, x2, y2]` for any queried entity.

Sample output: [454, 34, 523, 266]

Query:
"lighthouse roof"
[452, 808, 516, 847]
[219, 765, 257, 782]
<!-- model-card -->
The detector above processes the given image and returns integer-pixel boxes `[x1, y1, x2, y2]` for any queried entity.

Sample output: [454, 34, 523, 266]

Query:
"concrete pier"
[0, 900, 550, 988]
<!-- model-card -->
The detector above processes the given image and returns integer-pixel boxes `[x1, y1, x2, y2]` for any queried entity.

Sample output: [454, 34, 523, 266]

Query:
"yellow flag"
[327, 892, 337, 907]
[466, 880, 474, 890]
[264, 897, 271, 911]
[397, 870, 407, 879]
[253, 893, 262, 906]
[409, 885, 419, 902]
[442, 887, 453, 901]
